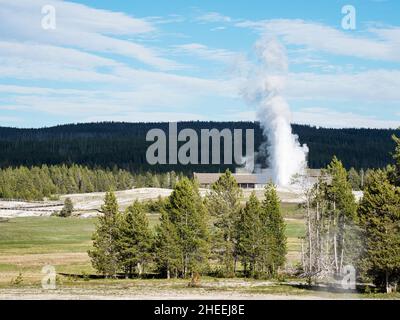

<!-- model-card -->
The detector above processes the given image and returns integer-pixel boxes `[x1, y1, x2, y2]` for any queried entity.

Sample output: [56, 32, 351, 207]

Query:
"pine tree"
[392, 134, 400, 186]
[261, 183, 287, 276]
[237, 192, 262, 277]
[205, 169, 242, 277]
[326, 156, 357, 274]
[59, 197, 73, 217]
[88, 191, 120, 277]
[348, 167, 361, 191]
[155, 209, 181, 279]
[165, 178, 209, 278]
[117, 200, 153, 278]
[358, 169, 400, 293]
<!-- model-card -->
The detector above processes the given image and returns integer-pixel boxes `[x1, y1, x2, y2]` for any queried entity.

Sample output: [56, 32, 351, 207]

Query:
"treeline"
[0, 122, 398, 171]
[0, 165, 182, 200]
[89, 172, 287, 280]
[301, 135, 400, 293]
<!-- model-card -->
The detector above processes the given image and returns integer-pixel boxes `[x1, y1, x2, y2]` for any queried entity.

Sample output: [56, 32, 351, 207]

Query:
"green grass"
[0, 213, 305, 287]
[0, 214, 305, 256]
[0, 217, 95, 255]
[0, 214, 161, 255]
[285, 219, 305, 238]
[1, 213, 398, 299]
[285, 219, 305, 255]
[280, 202, 304, 218]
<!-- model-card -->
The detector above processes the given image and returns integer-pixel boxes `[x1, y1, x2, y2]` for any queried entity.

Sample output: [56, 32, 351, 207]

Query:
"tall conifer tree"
[117, 200, 153, 278]
[155, 208, 181, 279]
[237, 192, 262, 277]
[88, 191, 120, 277]
[164, 178, 209, 278]
[205, 170, 242, 277]
[358, 170, 400, 293]
[261, 183, 287, 276]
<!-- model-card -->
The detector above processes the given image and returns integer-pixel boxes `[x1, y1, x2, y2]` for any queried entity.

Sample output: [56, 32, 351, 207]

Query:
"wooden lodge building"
[194, 169, 323, 189]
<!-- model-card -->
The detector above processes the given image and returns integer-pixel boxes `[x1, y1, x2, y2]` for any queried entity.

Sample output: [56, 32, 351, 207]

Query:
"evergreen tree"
[358, 169, 400, 293]
[0, 122, 398, 171]
[88, 191, 120, 277]
[155, 209, 181, 279]
[165, 178, 210, 278]
[392, 134, 400, 186]
[0, 164, 137, 200]
[237, 192, 262, 277]
[169, 171, 177, 188]
[117, 200, 153, 278]
[59, 197, 73, 217]
[261, 183, 287, 276]
[326, 156, 358, 274]
[348, 167, 361, 191]
[205, 169, 242, 277]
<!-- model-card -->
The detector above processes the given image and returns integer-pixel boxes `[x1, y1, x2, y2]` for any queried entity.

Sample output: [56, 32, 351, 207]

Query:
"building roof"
[194, 169, 323, 185]
[306, 169, 323, 177]
[194, 173, 257, 184]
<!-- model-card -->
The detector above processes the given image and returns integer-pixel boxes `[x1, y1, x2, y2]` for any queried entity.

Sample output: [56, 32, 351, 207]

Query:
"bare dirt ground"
[0, 252, 88, 266]
[0, 289, 328, 300]
[0, 278, 357, 300]
[0, 187, 309, 218]
[0, 188, 174, 218]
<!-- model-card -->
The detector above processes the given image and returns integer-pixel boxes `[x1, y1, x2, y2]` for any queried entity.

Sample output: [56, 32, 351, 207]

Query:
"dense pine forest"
[0, 165, 181, 200]
[0, 121, 398, 171]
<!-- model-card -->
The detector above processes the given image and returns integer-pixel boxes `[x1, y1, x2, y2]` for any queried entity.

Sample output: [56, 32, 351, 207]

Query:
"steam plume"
[242, 37, 308, 186]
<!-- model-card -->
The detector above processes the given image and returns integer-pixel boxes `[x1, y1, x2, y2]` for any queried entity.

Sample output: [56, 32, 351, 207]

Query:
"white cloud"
[211, 26, 227, 32]
[0, 0, 154, 34]
[287, 69, 400, 102]
[112, 66, 239, 97]
[0, 57, 121, 83]
[0, 41, 119, 69]
[87, 112, 206, 123]
[370, 26, 400, 44]
[174, 43, 242, 63]
[236, 19, 400, 62]
[0, 0, 180, 70]
[0, 65, 240, 119]
[196, 12, 232, 23]
[293, 107, 400, 129]
[0, 2, 399, 129]
[147, 14, 185, 25]
[212, 108, 400, 129]
[0, 115, 24, 124]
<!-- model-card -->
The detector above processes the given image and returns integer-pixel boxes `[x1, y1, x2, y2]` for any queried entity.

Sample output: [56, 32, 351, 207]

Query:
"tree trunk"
[316, 199, 321, 272]
[325, 209, 331, 272]
[385, 271, 396, 294]
[301, 239, 305, 272]
[339, 222, 346, 274]
[137, 262, 143, 277]
[307, 199, 312, 274]
[333, 202, 339, 274]
[386, 271, 391, 294]
[333, 234, 338, 274]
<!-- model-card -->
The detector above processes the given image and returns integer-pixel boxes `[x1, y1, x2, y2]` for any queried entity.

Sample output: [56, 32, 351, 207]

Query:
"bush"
[11, 272, 24, 286]
[59, 197, 74, 217]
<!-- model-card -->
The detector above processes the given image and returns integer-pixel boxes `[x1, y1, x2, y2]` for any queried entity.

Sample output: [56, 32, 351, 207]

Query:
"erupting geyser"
[242, 37, 308, 186]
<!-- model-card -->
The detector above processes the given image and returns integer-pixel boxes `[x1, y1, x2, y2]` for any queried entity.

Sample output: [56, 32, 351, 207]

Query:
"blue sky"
[0, 0, 399, 128]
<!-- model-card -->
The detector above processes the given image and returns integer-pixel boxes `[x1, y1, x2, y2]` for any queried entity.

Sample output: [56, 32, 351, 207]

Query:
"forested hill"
[0, 121, 398, 171]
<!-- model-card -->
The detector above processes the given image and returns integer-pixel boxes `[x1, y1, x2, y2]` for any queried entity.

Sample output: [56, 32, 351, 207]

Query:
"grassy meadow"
[1, 206, 398, 299]
[0, 204, 304, 288]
